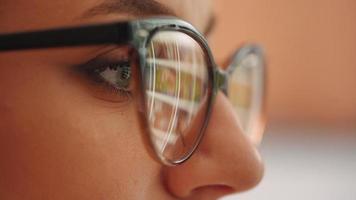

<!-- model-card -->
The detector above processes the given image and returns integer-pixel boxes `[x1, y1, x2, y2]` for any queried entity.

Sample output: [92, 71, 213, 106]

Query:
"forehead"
[0, 0, 212, 33]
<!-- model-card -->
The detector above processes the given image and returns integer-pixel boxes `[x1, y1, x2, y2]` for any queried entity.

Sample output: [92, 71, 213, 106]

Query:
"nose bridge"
[198, 92, 264, 192]
[213, 67, 229, 95]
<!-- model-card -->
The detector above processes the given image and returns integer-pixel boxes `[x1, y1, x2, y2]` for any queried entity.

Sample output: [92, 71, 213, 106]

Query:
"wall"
[210, 0, 356, 126]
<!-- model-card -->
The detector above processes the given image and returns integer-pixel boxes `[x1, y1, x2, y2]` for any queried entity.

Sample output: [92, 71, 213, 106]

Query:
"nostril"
[191, 184, 235, 199]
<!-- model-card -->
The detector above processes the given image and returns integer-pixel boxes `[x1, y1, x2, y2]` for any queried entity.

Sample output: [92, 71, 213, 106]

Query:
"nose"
[163, 92, 264, 199]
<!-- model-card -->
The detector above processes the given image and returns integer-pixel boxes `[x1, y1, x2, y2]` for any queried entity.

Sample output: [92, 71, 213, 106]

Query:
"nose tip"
[232, 147, 265, 192]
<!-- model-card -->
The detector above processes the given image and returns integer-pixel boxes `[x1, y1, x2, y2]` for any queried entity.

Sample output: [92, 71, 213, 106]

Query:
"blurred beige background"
[209, 2, 356, 199]
[210, 0, 356, 127]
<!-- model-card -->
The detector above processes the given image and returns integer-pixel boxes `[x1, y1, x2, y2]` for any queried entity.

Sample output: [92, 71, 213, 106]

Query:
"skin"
[0, 0, 264, 199]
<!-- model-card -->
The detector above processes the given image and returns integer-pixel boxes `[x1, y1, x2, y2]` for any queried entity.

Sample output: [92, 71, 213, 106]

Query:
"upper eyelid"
[88, 45, 131, 61]
[84, 57, 130, 71]
[77, 45, 131, 68]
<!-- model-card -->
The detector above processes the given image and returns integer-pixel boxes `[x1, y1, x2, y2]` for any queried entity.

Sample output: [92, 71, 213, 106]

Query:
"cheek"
[0, 62, 159, 199]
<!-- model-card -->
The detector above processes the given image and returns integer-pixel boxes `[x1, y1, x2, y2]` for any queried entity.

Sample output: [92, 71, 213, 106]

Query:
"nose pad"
[214, 68, 229, 95]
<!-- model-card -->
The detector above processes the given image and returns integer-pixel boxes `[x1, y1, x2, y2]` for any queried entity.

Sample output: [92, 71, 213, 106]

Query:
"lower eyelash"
[90, 77, 133, 103]
[101, 79, 132, 96]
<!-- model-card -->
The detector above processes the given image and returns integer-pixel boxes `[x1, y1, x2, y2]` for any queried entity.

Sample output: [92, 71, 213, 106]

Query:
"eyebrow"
[203, 14, 216, 37]
[82, 0, 215, 36]
[82, 0, 176, 18]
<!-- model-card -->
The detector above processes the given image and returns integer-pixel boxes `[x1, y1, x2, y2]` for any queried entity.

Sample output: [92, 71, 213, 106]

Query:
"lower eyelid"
[89, 78, 133, 103]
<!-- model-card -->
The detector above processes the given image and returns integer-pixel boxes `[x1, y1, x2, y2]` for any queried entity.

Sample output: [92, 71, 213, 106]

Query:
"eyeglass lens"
[227, 52, 265, 145]
[144, 30, 211, 163]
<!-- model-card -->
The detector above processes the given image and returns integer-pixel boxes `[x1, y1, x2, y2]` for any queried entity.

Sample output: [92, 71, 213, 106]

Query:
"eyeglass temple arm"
[0, 22, 131, 51]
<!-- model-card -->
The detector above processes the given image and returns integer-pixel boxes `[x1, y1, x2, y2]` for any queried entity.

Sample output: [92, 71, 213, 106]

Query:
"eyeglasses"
[0, 17, 266, 166]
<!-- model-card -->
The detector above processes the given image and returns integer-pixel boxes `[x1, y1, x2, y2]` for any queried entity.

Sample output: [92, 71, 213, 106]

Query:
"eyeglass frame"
[0, 17, 266, 166]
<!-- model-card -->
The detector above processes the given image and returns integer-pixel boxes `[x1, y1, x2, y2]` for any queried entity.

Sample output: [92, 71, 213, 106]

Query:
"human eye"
[76, 48, 134, 103]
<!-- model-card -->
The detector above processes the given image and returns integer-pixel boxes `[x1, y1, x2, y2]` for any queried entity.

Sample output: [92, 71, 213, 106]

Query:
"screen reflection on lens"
[144, 30, 210, 163]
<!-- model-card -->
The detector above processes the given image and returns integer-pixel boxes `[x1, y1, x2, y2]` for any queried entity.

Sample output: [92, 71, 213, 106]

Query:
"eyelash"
[80, 59, 133, 100]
